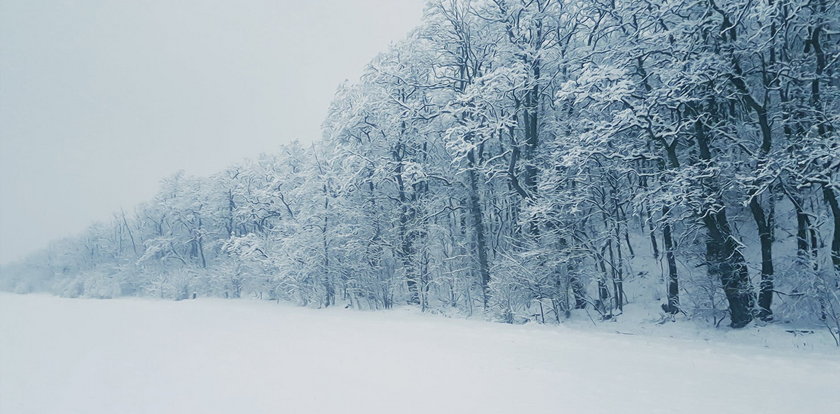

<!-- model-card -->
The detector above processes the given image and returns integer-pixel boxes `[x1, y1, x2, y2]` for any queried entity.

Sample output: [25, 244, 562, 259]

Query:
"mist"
[0, 0, 425, 264]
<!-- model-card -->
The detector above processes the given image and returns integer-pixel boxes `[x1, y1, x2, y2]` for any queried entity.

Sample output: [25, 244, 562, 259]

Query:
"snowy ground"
[1, 293, 838, 414]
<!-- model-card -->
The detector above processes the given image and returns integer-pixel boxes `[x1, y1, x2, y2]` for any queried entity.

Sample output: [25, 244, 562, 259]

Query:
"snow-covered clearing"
[1, 293, 838, 414]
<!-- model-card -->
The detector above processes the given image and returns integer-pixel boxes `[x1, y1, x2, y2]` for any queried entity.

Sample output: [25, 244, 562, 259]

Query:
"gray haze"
[0, 0, 425, 264]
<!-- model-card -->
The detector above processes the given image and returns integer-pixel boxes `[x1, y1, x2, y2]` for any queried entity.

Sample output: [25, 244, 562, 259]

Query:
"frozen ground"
[1, 293, 838, 414]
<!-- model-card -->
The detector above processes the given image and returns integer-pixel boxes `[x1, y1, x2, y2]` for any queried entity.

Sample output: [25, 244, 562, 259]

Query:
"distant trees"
[1, 0, 837, 329]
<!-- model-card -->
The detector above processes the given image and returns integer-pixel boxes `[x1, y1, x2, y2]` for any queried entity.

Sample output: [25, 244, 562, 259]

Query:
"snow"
[1, 293, 838, 414]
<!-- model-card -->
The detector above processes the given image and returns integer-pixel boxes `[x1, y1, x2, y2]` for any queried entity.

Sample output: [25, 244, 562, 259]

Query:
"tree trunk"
[824, 187, 840, 276]
[694, 119, 755, 328]
[466, 152, 491, 310]
[662, 207, 680, 314]
[749, 195, 774, 320]
[703, 212, 755, 328]
[394, 140, 420, 305]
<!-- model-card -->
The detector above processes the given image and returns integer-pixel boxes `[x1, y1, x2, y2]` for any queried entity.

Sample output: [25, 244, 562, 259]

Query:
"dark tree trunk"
[646, 205, 660, 260]
[793, 195, 811, 260]
[595, 248, 612, 317]
[824, 187, 840, 275]
[749, 195, 775, 320]
[662, 207, 680, 314]
[571, 276, 587, 309]
[466, 150, 491, 310]
[703, 212, 755, 328]
[659, 145, 681, 314]
[729, 59, 775, 321]
[694, 119, 755, 328]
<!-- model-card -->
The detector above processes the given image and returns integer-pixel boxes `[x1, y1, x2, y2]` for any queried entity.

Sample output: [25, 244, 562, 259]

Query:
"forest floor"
[1, 292, 839, 414]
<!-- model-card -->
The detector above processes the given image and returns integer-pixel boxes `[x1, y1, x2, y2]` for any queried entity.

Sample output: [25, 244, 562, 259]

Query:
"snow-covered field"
[1, 293, 838, 414]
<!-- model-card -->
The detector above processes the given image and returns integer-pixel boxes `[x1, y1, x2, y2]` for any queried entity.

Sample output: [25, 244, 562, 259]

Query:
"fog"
[0, 0, 425, 264]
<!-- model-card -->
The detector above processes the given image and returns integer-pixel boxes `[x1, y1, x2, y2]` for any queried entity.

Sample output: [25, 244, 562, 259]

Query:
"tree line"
[2, 0, 838, 331]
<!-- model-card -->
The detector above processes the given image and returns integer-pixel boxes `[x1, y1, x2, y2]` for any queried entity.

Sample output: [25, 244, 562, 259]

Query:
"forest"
[2, 0, 838, 333]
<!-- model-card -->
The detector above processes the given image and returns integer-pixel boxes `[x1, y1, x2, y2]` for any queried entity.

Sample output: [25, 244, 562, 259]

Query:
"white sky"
[0, 0, 426, 264]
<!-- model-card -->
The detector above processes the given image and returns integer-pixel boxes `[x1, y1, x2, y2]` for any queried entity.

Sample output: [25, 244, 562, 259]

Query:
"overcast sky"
[0, 0, 426, 264]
